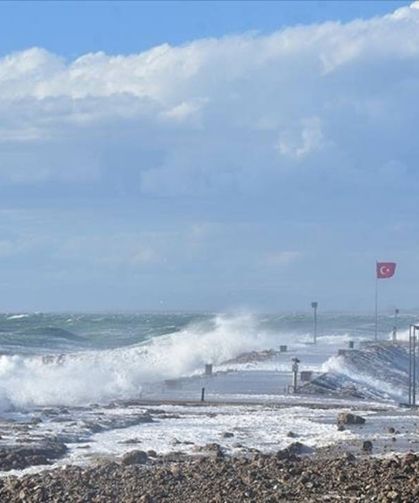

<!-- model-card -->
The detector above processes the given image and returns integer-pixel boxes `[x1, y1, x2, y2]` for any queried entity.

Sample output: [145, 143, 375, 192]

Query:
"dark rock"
[276, 442, 312, 460]
[362, 440, 373, 453]
[344, 451, 356, 463]
[0, 440, 67, 471]
[337, 412, 366, 425]
[222, 432, 234, 438]
[119, 438, 142, 445]
[121, 450, 148, 465]
[193, 443, 224, 459]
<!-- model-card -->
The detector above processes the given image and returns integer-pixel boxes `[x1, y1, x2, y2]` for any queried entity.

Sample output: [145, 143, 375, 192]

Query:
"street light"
[311, 301, 318, 344]
[393, 308, 399, 343]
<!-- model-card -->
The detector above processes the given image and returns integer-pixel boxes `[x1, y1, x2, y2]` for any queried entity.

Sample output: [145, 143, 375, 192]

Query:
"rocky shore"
[2, 446, 419, 502]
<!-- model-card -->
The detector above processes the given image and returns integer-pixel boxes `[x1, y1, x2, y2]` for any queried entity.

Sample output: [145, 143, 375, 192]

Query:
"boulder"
[193, 443, 224, 459]
[121, 450, 148, 465]
[362, 440, 373, 453]
[222, 432, 234, 438]
[337, 412, 366, 425]
[276, 442, 312, 460]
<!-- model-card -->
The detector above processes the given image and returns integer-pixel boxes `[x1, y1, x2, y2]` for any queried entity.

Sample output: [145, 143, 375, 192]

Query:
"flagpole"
[374, 262, 378, 341]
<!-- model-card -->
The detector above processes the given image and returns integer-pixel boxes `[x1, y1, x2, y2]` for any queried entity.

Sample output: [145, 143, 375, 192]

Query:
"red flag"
[376, 262, 396, 279]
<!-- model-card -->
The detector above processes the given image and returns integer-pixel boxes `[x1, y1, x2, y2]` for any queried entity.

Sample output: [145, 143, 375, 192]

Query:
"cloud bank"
[1, 3, 419, 310]
[0, 2, 418, 194]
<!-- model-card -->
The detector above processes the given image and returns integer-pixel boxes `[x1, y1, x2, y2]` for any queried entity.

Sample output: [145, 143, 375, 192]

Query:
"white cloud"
[277, 117, 324, 159]
[263, 251, 303, 267]
[0, 3, 418, 190]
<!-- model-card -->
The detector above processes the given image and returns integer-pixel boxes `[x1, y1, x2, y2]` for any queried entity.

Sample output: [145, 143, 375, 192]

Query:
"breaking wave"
[321, 343, 409, 400]
[0, 314, 274, 410]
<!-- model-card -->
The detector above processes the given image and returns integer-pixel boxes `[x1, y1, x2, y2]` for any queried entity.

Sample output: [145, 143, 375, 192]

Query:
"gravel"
[1, 449, 419, 502]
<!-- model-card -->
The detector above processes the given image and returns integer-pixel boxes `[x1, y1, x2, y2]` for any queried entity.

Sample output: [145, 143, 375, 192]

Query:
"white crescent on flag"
[376, 262, 396, 279]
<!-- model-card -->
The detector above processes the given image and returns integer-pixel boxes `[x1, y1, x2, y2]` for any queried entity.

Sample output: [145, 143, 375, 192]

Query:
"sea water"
[0, 311, 415, 411]
[0, 311, 417, 474]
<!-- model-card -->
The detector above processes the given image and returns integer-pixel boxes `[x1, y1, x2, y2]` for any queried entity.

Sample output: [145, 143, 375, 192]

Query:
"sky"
[0, 0, 417, 312]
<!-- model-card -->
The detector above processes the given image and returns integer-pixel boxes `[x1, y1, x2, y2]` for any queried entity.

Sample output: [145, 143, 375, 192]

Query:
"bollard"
[201, 387, 205, 402]
[291, 358, 300, 393]
[205, 364, 213, 376]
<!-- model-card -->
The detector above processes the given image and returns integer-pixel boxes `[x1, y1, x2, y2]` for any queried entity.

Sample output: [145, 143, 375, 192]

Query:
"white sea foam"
[322, 354, 404, 400]
[393, 325, 419, 342]
[0, 313, 278, 410]
[6, 314, 30, 320]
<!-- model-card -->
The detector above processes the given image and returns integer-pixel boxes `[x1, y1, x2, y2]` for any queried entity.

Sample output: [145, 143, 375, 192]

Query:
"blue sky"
[0, 1, 417, 312]
[0, 1, 410, 57]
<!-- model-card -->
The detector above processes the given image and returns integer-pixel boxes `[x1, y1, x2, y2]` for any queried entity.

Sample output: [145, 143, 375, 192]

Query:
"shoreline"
[0, 397, 416, 475]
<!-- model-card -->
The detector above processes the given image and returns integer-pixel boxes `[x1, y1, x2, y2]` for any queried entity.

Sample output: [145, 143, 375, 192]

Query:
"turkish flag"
[376, 262, 396, 279]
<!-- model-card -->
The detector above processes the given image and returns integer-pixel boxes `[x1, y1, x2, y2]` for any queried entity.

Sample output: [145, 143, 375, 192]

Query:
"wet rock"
[193, 443, 224, 459]
[344, 451, 356, 463]
[0, 440, 67, 471]
[119, 438, 142, 445]
[362, 440, 373, 453]
[276, 442, 312, 460]
[337, 412, 366, 425]
[121, 450, 148, 465]
[222, 432, 234, 438]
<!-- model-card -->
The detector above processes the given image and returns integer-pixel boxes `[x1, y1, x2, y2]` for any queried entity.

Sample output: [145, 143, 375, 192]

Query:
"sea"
[0, 311, 414, 411]
[0, 311, 417, 473]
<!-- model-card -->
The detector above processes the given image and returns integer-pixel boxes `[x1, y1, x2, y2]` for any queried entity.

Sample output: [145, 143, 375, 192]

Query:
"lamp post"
[393, 308, 399, 343]
[311, 301, 318, 344]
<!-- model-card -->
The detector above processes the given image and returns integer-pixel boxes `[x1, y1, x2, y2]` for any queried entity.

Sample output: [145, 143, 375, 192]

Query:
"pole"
[409, 325, 412, 406]
[394, 308, 399, 342]
[311, 302, 318, 344]
[374, 262, 378, 341]
[292, 358, 300, 393]
[413, 327, 417, 407]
